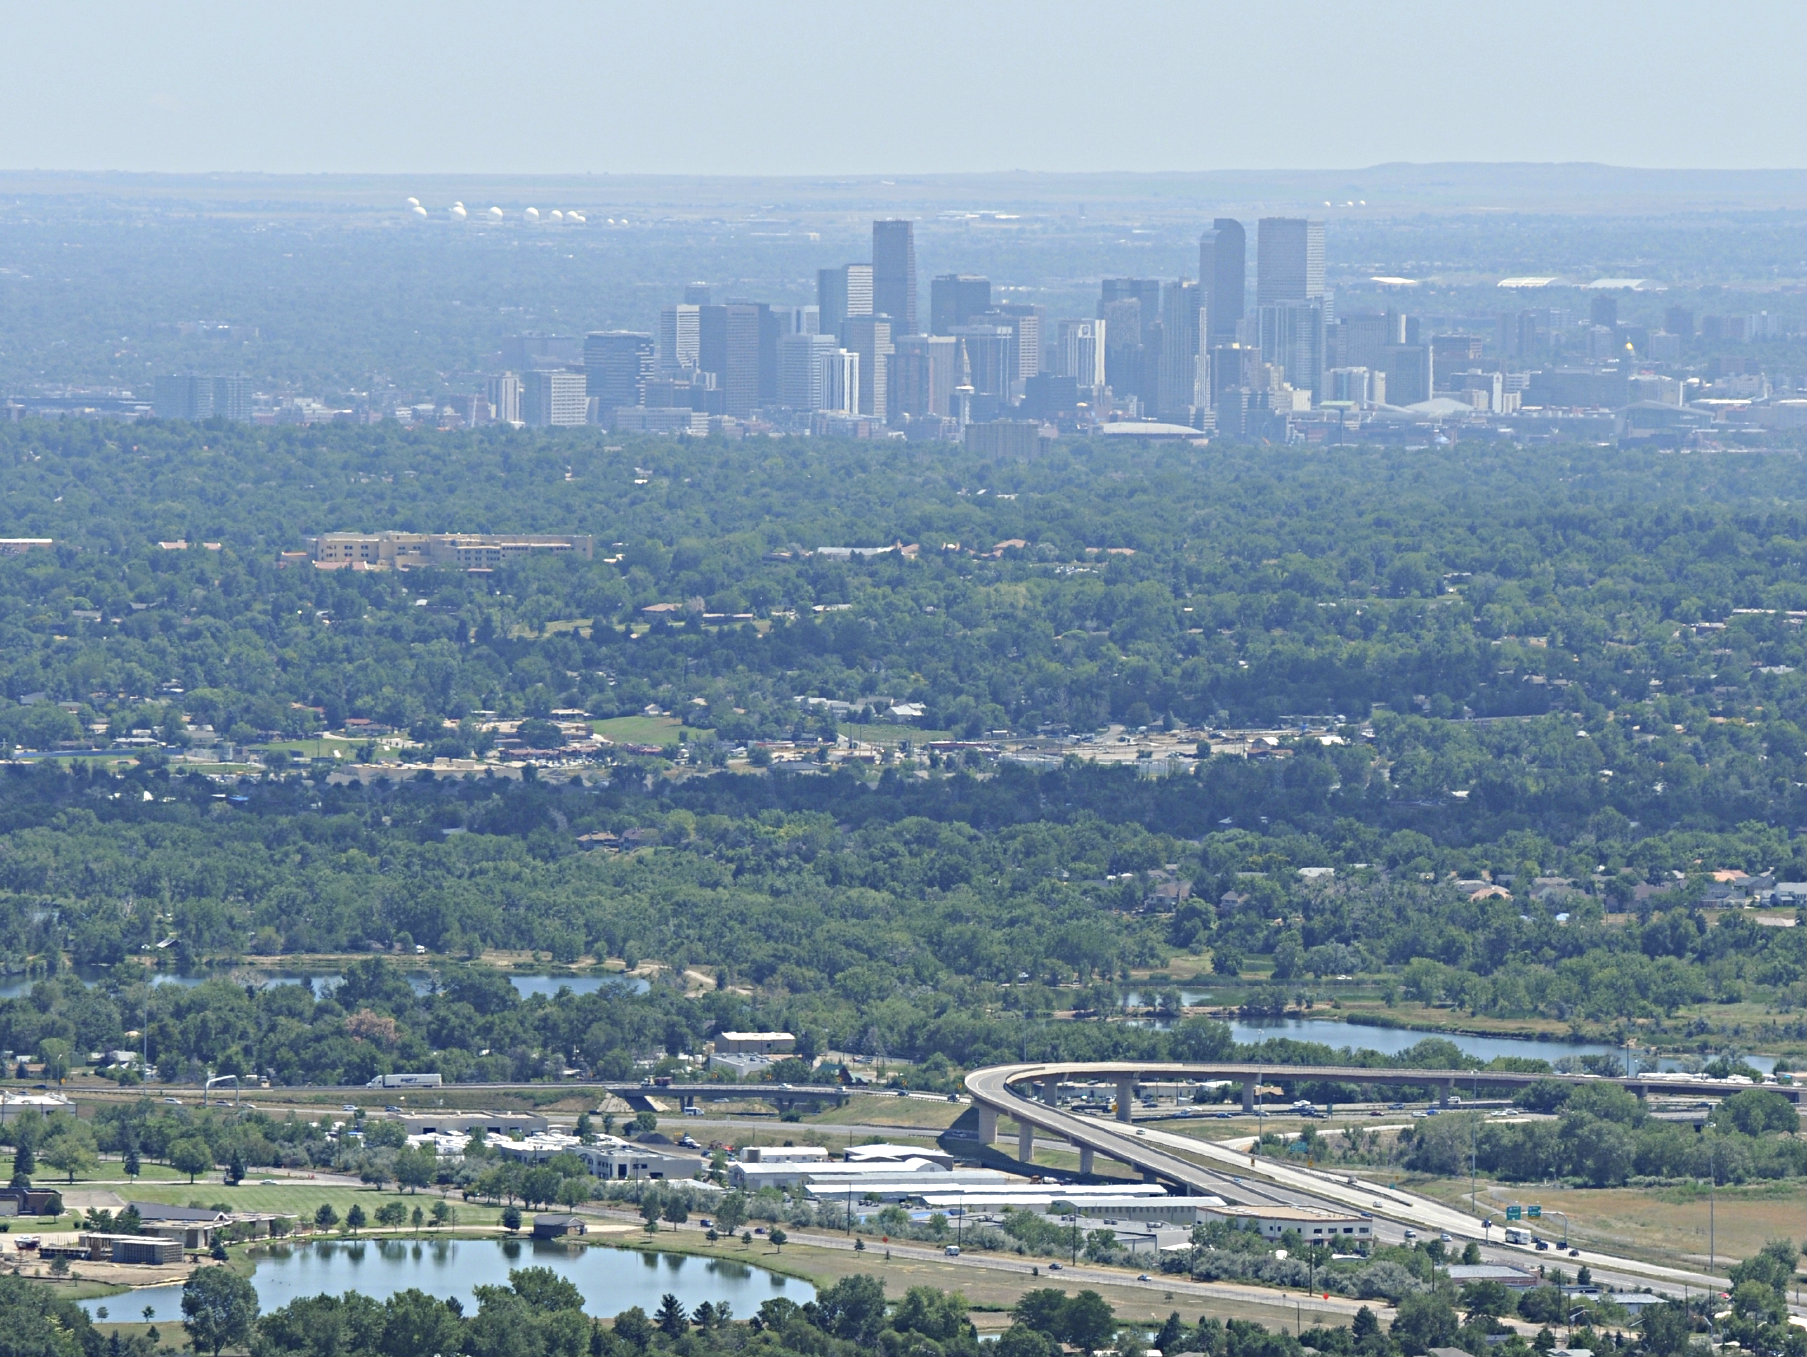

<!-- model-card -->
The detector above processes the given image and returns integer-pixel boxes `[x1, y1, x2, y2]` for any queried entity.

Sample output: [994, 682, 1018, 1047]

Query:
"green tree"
[375, 1201, 408, 1228]
[314, 1203, 339, 1229]
[1393, 1292, 1460, 1354]
[40, 1124, 98, 1184]
[767, 1227, 787, 1251]
[714, 1192, 748, 1237]
[345, 1203, 367, 1233]
[655, 1293, 688, 1338]
[181, 1265, 260, 1357]
[170, 1136, 214, 1183]
[501, 1205, 522, 1233]
[813, 1273, 887, 1347]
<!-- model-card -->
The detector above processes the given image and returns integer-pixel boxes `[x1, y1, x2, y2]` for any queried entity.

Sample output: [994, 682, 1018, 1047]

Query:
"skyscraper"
[584, 331, 655, 417]
[682, 282, 712, 305]
[154, 374, 213, 420]
[818, 265, 873, 341]
[778, 332, 839, 410]
[659, 305, 701, 375]
[1060, 318, 1106, 391]
[1199, 219, 1246, 346]
[822, 348, 860, 415]
[699, 303, 765, 419]
[1256, 219, 1326, 305]
[890, 334, 959, 419]
[872, 220, 917, 334]
[990, 303, 1044, 382]
[1100, 278, 1163, 402]
[1257, 300, 1329, 398]
[840, 315, 893, 422]
[521, 369, 588, 427]
[930, 275, 991, 335]
[487, 372, 522, 424]
[1156, 281, 1202, 419]
[212, 374, 254, 422]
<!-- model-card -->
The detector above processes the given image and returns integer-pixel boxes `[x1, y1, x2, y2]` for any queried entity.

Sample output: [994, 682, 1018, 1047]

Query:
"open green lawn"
[125, 1179, 505, 1226]
[591, 715, 685, 745]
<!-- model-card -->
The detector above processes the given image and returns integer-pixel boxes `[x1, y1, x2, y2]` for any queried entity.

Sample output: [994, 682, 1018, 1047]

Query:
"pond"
[1225, 1016, 1776, 1074]
[80, 1236, 810, 1324]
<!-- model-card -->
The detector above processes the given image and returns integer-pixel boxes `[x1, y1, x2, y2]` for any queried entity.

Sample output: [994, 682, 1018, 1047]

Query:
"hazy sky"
[3, 0, 1803, 175]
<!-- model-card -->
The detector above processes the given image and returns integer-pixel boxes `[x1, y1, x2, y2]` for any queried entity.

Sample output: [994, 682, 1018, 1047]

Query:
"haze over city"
[0, 6, 1803, 1357]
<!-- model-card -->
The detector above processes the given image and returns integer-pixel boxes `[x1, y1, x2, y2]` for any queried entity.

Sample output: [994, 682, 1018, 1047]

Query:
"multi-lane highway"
[965, 1060, 1778, 1300]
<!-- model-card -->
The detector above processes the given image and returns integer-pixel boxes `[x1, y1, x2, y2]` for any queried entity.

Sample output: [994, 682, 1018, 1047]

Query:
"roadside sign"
[1506, 1205, 1522, 1220]
[1527, 1205, 1541, 1218]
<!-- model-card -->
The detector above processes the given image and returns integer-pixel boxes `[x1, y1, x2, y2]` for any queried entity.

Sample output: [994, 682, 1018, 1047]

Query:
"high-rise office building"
[212, 374, 254, 422]
[930, 275, 991, 335]
[991, 303, 1044, 382]
[487, 372, 523, 424]
[891, 334, 959, 419]
[503, 333, 582, 370]
[522, 369, 588, 427]
[1060, 318, 1106, 390]
[840, 315, 893, 422]
[1258, 300, 1329, 397]
[818, 265, 873, 341]
[1199, 219, 1246, 346]
[1100, 278, 1163, 402]
[872, 220, 917, 334]
[153, 374, 214, 420]
[584, 331, 655, 417]
[699, 303, 765, 419]
[1663, 306, 1694, 339]
[1157, 281, 1202, 418]
[1329, 313, 1392, 371]
[951, 324, 1015, 399]
[823, 348, 860, 415]
[1383, 344, 1433, 406]
[1590, 295, 1619, 329]
[682, 282, 712, 305]
[659, 305, 701, 375]
[781, 305, 821, 336]
[1256, 218, 1326, 305]
[778, 332, 840, 410]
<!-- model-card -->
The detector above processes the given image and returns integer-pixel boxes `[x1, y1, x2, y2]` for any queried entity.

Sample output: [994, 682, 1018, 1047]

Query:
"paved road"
[966, 1061, 1749, 1302]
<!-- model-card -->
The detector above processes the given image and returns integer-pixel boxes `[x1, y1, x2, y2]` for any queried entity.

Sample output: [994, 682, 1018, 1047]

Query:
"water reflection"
[79, 1237, 809, 1325]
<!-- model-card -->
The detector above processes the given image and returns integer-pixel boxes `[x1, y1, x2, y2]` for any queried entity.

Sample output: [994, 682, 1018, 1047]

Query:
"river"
[80, 1236, 810, 1324]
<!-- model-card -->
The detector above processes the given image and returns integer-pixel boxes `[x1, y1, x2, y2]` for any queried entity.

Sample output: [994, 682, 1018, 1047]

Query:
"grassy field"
[809, 1098, 967, 1131]
[1414, 1175, 1807, 1271]
[614, 1228, 1340, 1334]
[591, 714, 685, 745]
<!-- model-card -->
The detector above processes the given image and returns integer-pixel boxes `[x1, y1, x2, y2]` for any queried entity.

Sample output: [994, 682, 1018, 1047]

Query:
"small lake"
[1225, 1016, 1777, 1074]
[81, 1237, 809, 1324]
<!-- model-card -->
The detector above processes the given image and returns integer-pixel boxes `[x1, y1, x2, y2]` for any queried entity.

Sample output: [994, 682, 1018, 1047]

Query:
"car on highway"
[1047, 1262, 1062, 1272]
[1403, 1229, 1418, 1240]
[1137, 1273, 1152, 1282]
[163, 1096, 181, 1104]
[1440, 1232, 1452, 1242]
[1568, 1249, 1580, 1258]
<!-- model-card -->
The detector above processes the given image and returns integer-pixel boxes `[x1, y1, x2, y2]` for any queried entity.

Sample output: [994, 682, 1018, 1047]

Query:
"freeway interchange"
[965, 1060, 1792, 1304]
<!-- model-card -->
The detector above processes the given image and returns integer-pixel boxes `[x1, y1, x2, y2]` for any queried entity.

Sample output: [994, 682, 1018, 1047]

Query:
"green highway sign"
[1528, 1205, 1541, 1218]
[1506, 1205, 1522, 1220]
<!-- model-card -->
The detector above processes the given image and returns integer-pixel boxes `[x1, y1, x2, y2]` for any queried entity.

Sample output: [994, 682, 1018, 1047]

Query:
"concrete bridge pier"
[1018, 1121, 1035, 1163]
[977, 1104, 998, 1145]
[1440, 1079, 1455, 1108]
[1242, 1080, 1256, 1114]
[1116, 1077, 1136, 1123]
[1041, 1080, 1059, 1105]
[1077, 1144, 1094, 1176]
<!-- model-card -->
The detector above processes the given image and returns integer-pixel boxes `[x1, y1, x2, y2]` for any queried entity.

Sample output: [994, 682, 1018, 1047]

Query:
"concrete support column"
[1440, 1079, 1455, 1108]
[1116, 1078, 1135, 1123]
[977, 1105, 998, 1145]
[1242, 1080, 1256, 1114]
[1041, 1080, 1059, 1106]
[1078, 1144, 1095, 1176]
[1018, 1121, 1035, 1164]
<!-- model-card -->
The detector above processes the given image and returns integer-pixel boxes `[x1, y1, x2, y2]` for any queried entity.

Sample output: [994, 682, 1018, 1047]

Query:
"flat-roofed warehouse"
[310, 532, 594, 571]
